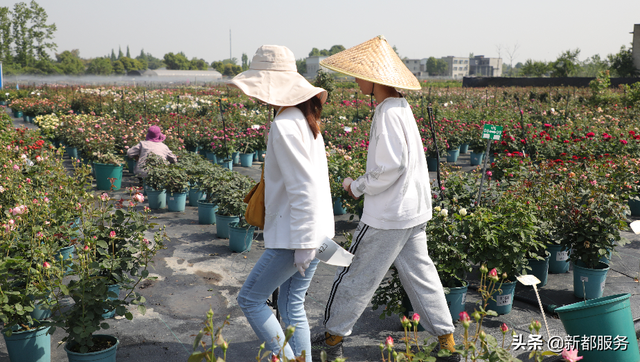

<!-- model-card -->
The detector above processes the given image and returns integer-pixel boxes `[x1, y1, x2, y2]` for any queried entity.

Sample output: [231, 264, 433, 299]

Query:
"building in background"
[305, 56, 334, 78]
[633, 24, 640, 72]
[441, 56, 470, 79]
[126, 69, 222, 83]
[468, 55, 503, 77]
[403, 58, 428, 78]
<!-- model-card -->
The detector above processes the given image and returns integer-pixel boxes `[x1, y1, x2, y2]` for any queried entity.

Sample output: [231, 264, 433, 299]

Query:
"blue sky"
[21, 0, 640, 64]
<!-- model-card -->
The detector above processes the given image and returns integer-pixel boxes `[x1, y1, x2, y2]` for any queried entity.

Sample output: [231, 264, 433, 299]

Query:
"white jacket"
[350, 97, 432, 229]
[263, 107, 335, 249]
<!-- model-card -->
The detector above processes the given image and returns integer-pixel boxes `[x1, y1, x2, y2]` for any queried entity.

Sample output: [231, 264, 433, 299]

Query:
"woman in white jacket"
[233, 45, 334, 362]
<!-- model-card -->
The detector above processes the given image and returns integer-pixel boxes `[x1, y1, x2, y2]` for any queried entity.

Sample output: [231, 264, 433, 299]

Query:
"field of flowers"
[2, 77, 640, 360]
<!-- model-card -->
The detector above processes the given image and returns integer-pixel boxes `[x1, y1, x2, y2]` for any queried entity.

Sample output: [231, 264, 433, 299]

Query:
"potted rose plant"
[197, 164, 229, 225]
[554, 167, 630, 299]
[425, 205, 473, 321]
[160, 162, 190, 212]
[214, 171, 255, 239]
[466, 191, 543, 315]
[46, 188, 168, 360]
[92, 150, 125, 191]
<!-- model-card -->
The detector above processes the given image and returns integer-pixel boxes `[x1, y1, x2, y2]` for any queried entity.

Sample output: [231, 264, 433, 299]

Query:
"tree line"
[0, 1, 254, 76]
[1, 2, 636, 79]
[511, 47, 637, 78]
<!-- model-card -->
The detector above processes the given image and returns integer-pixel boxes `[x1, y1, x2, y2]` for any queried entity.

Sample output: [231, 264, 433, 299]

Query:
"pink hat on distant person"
[146, 125, 166, 142]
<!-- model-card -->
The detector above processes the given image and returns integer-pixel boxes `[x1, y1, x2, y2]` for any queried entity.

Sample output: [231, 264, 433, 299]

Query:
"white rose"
[459, 208, 467, 216]
[434, 206, 441, 212]
[440, 209, 448, 217]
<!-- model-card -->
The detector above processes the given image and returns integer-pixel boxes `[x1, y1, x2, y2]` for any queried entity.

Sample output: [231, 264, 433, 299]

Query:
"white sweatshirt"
[263, 107, 335, 249]
[350, 97, 432, 229]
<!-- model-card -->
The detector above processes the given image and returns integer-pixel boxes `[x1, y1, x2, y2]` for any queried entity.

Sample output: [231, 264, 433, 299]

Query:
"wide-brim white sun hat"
[231, 45, 327, 107]
[320, 35, 421, 91]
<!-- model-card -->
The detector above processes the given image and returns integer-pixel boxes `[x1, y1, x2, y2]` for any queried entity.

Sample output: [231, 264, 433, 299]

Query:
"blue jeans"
[237, 249, 319, 361]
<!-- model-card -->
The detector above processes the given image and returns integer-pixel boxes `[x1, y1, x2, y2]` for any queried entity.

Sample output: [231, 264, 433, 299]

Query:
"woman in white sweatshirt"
[232, 45, 334, 362]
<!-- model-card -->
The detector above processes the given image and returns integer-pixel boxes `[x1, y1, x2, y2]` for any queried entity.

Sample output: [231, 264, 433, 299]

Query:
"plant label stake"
[426, 104, 444, 199]
[516, 275, 551, 340]
[218, 99, 229, 161]
[475, 124, 502, 206]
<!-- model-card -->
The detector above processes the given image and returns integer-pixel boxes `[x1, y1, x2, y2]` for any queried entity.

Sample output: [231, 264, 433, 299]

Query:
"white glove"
[342, 177, 354, 191]
[294, 249, 316, 277]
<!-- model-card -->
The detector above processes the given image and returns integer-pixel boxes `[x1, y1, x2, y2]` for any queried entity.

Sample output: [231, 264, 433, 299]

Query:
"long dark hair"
[295, 95, 323, 139]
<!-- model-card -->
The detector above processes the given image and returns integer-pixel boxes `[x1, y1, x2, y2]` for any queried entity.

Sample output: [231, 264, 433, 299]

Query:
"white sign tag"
[169, 197, 174, 201]
[252, 124, 261, 130]
[581, 276, 588, 282]
[316, 237, 354, 267]
[601, 281, 606, 292]
[461, 293, 466, 305]
[556, 251, 569, 261]
[517, 275, 540, 286]
[631, 220, 640, 234]
[496, 294, 511, 306]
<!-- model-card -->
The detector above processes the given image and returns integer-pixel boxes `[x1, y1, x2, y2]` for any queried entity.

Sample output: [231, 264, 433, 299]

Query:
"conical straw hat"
[320, 35, 421, 90]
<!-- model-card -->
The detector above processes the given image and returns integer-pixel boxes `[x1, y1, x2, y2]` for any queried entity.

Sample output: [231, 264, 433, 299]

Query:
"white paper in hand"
[316, 237, 354, 267]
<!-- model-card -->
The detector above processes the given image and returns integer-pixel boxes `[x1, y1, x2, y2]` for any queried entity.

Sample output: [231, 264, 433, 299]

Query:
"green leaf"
[73, 326, 83, 334]
[100, 323, 110, 329]
[125, 311, 133, 320]
[188, 352, 206, 362]
[97, 240, 108, 249]
[138, 304, 147, 315]
[192, 330, 205, 351]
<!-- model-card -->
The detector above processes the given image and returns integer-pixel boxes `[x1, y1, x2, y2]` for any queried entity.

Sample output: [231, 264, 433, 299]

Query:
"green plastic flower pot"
[446, 147, 460, 163]
[445, 282, 468, 321]
[460, 143, 469, 153]
[147, 189, 166, 209]
[57, 244, 75, 274]
[239, 153, 254, 167]
[167, 192, 187, 212]
[66, 146, 79, 159]
[65, 334, 119, 362]
[426, 157, 439, 172]
[218, 158, 233, 171]
[572, 261, 609, 299]
[333, 198, 346, 215]
[229, 222, 255, 253]
[555, 293, 640, 362]
[197, 201, 218, 224]
[93, 163, 123, 191]
[628, 198, 640, 217]
[101, 284, 120, 319]
[547, 244, 570, 274]
[3, 326, 51, 362]
[30, 297, 52, 322]
[205, 152, 217, 163]
[470, 152, 484, 166]
[232, 151, 240, 164]
[186, 145, 200, 154]
[526, 253, 550, 287]
[188, 188, 206, 206]
[485, 280, 516, 315]
[126, 157, 136, 173]
[257, 150, 265, 162]
[13, 111, 23, 118]
[215, 213, 239, 239]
